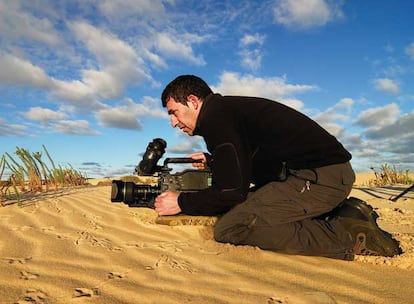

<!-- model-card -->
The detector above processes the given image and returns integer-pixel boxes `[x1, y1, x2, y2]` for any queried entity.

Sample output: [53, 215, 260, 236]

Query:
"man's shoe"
[334, 197, 402, 257]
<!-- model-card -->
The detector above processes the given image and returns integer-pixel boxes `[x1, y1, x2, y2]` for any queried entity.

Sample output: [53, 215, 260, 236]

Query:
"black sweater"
[178, 94, 352, 215]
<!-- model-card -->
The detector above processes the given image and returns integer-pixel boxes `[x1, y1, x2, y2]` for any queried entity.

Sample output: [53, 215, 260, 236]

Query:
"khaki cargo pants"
[214, 162, 356, 260]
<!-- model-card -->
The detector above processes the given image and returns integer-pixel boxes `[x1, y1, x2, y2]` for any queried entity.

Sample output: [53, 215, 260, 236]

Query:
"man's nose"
[170, 116, 178, 128]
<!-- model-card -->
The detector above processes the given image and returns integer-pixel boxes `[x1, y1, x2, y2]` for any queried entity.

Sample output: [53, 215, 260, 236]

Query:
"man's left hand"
[154, 191, 181, 215]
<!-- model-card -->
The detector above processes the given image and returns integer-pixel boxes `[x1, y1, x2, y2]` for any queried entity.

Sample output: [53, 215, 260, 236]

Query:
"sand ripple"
[0, 185, 413, 303]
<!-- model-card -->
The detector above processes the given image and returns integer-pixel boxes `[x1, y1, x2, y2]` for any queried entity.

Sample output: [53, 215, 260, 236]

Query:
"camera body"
[111, 138, 211, 208]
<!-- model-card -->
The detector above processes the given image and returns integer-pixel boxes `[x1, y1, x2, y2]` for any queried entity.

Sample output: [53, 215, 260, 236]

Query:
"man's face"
[166, 96, 198, 136]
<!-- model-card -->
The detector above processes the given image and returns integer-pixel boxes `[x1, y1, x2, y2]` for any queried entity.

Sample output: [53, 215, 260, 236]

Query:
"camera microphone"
[136, 138, 166, 175]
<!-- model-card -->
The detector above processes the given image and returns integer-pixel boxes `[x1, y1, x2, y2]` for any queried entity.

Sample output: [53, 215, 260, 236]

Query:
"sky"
[0, 0, 414, 178]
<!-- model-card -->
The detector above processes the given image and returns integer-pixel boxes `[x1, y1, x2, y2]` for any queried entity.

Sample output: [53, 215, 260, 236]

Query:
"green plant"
[15, 148, 42, 192]
[0, 145, 87, 205]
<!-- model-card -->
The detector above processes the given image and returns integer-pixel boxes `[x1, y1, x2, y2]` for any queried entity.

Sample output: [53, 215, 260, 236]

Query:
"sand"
[0, 174, 413, 304]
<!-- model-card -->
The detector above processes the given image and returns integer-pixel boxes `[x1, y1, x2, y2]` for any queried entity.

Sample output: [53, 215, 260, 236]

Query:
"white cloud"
[0, 52, 52, 88]
[168, 138, 204, 154]
[405, 42, 414, 60]
[351, 122, 414, 171]
[51, 78, 99, 107]
[314, 98, 353, 121]
[81, 69, 122, 100]
[0, 117, 27, 136]
[152, 32, 206, 65]
[96, 96, 168, 129]
[50, 120, 99, 135]
[25, 107, 67, 123]
[240, 49, 263, 71]
[98, 0, 166, 19]
[0, 52, 105, 109]
[239, 33, 266, 71]
[273, 0, 344, 30]
[212, 71, 315, 106]
[277, 98, 304, 110]
[347, 107, 414, 171]
[69, 21, 150, 94]
[336, 97, 354, 110]
[373, 78, 400, 95]
[96, 107, 142, 130]
[364, 110, 414, 140]
[354, 103, 400, 129]
[142, 49, 167, 68]
[0, 21, 153, 109]
[240, 33, 266, 46]
[119, 96, 168, 120]
[0, 0, 61, 46]
[70, 22, 140, 69]
[313, 98, 354, 137]
[321, 123, 344, 138]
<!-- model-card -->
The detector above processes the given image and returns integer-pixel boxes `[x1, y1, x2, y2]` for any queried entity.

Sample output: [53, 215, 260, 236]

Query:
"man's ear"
[187, 94, 201, 110]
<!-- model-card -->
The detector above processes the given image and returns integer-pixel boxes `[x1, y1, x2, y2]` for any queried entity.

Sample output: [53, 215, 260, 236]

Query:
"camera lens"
[111, 180, 160, 207]
[111, 180, 124, 202]
[111, 180, 135, 203]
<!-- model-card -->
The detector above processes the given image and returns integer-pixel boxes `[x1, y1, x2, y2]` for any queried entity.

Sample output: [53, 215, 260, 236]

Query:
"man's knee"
[214, 213, 257, 244]
[213, 223, 228, 243]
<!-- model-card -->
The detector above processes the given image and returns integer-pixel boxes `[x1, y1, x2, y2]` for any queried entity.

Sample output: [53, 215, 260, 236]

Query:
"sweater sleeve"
[177, 142, 249, 215]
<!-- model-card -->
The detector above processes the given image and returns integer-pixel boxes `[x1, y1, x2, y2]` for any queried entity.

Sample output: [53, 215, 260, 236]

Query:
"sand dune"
[0, 178, 413, 303]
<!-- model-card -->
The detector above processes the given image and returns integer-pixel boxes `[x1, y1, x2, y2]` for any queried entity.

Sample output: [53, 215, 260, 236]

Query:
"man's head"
[161, 75, 213, 107]
[161, 75, 213, 136]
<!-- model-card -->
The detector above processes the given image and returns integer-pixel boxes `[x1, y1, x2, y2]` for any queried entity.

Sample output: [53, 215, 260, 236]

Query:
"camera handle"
[160, 158, 204, 173]
[163, 157, 202, 165]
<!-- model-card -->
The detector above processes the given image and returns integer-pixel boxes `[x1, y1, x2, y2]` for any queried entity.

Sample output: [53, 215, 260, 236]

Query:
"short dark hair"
[161, 75, 213, 107]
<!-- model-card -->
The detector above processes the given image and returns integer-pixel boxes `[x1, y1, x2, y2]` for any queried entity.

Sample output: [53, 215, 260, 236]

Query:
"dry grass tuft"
[0, 145, 87, 206]
[367, 164, 414, 187]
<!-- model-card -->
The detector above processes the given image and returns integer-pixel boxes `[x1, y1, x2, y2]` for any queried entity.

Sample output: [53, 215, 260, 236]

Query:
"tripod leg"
[390, 184, 414, 202]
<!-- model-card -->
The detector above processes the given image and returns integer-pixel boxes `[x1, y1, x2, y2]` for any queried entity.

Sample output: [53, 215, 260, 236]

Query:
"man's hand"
[187, 152, 207, 169]
[154, 191, 181, 215]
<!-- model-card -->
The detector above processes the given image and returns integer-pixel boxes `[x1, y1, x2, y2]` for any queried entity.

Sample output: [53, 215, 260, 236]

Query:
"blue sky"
[1, 0, 413, 178]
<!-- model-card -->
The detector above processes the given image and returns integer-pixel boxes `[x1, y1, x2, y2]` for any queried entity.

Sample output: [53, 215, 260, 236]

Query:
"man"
[155, 74, 402, 260]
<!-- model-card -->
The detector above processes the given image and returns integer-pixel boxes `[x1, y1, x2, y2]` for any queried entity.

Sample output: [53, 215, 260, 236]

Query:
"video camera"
[110, 138, 212, 208]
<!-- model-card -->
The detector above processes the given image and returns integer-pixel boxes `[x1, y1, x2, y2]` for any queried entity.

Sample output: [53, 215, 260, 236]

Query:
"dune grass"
[368, 164, 414, 187]
[0, 145, 87, 205]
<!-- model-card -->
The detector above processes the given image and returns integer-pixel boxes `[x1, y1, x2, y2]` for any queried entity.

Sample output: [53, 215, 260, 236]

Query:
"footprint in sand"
[73, 288, 100, 298]
[20, 270, 39, 280]
[154, 254, 195, 273]
[47, 201, 62, 213]
[41, 226, 56, 232]
[108, 271, 125, 279]
[268, 292, 337, 304]
[125, 240, 190, 253]
[75, 231, 122, 251]
[82, 213, 103, 230]
[3, 257, 32, 264]
[15, 288, 48, 304]
[41, 226, 69, 240]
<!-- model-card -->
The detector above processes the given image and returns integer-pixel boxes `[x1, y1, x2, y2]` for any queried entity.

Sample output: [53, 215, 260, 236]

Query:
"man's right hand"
[186, 152, 207, 169]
